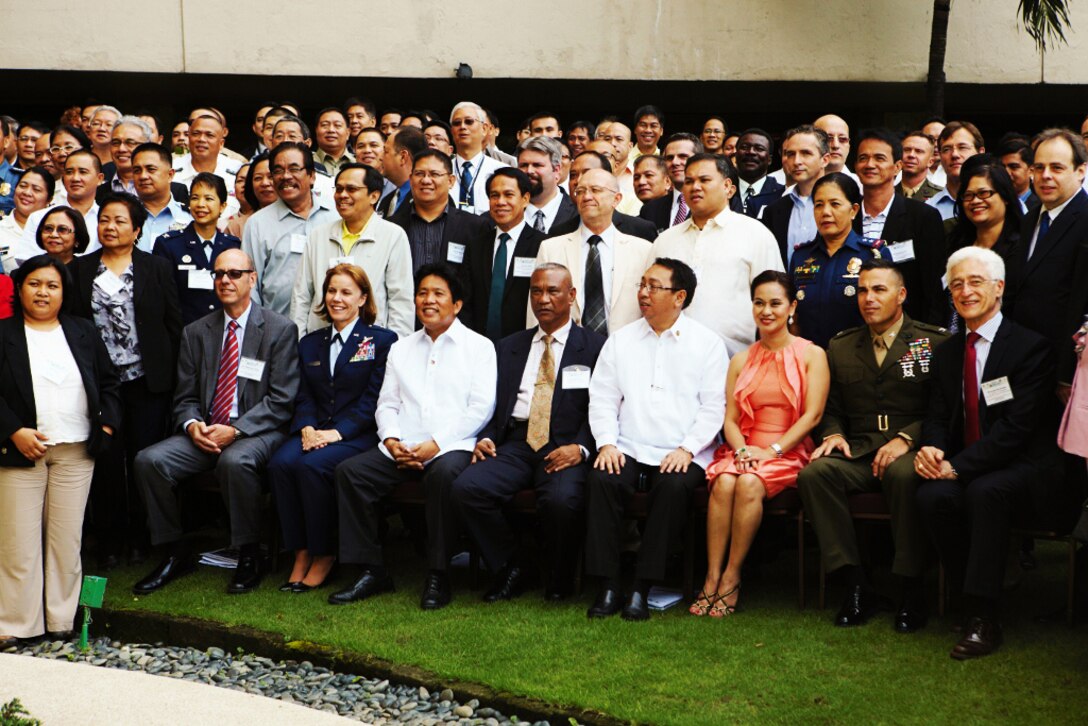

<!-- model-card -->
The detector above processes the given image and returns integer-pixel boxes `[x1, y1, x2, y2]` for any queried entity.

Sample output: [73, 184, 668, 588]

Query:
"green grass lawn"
[93, 531, 1088, 726]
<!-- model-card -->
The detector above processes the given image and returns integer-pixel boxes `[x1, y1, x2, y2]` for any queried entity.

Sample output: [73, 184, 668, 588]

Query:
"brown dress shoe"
[950, 616, 1003, 660]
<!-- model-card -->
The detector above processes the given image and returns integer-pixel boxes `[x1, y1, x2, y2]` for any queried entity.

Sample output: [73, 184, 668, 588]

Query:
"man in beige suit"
[531, 169, 651, 335]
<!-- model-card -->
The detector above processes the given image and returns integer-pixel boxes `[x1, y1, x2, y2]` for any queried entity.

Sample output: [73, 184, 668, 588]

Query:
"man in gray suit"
[133, 248, 300, 595]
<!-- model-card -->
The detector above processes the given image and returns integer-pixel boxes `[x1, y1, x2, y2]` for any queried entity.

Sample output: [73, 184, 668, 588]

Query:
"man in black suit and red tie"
[451, 262, 605, 601]
[914, 246, 1058, 660]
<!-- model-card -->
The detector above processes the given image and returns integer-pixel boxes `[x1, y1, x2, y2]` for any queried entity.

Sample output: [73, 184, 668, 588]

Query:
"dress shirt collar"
[870, 314, 905, 350]
[968, 311, 1002, 344]
[340, 213, 378, 243]
[862, 194, 894, 221]
[533, 318, 572, 346]
[420, 316, 469, 346]
[274, 195, 322, 221]
[930, 188, 954, 207]
[578, 224, 616, 246]
[456, 152, 485, 173]
[738, 175, 767, 198]
[331, 316, 359, 342]
[411, 200, 452, 223]
[1043, 191, 1077, 223]
[528, 190, 563, 218]
[225, 301, 253, 331]
[635, 311, 690, 340]
[496, 219, 525, 244]
[789, 187, 812, 206]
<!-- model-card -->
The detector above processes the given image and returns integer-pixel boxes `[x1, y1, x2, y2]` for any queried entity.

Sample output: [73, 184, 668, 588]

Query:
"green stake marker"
[78, 576, 107, 651]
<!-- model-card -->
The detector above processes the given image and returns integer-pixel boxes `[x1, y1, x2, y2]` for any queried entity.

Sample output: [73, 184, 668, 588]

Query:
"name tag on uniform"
[177, 263, 196, 270]
[237, 357, 266, 381]
[93, 270, 125, 298]
[188, 269, 214, 290]
[290, 233, 307, 254]
[886, 239, 916, 263]
[447, 242, 465, 264]
[513, 257, 536, 278]
[329, 256, 353, 269]
[982, 376, 1014, 406]
[562, 364, 591, 389]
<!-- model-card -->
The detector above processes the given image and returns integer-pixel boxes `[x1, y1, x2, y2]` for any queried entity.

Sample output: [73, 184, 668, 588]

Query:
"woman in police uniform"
[790, 173, 884, 348]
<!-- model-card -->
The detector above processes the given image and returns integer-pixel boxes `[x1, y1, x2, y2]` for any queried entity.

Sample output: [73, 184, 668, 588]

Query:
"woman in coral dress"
[692, 270, 829, 617]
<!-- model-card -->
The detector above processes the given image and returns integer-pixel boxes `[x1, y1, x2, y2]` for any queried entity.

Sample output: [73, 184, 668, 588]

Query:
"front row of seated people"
[0, 243, 1053, 661]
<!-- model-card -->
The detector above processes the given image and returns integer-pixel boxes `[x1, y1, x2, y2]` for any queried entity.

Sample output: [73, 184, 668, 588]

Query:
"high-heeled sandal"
[689, 589, 714, 616]
[709, 583, 741, 618]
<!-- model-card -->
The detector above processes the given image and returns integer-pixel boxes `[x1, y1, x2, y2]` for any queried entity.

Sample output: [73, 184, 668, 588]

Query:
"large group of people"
[0, 99, 1087, 664]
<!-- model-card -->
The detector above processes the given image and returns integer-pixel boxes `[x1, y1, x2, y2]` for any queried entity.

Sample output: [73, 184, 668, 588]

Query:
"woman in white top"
[0, 167, 54, 268]
[0, 255, 120, 646]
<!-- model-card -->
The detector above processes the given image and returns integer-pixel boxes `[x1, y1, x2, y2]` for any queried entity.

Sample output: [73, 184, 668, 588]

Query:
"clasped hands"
[301, 426, 341, 452]
[913, 445, 958, 480]
[385, 437, 438, 470]
[187, 421, 237, 454]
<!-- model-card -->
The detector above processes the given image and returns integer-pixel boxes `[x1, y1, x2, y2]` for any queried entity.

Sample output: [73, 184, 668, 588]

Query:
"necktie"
[209, 320, 240, 425]
[964, 331, 982, 447]
[330, 332, 344, 376]
[673, 194, 689, 226]
[526, 334, 555, 451]
[388, 189, 400, 215]
[1031, 211, 1051, 258]
[486, 233, 509, 338]
[582, 235, 607, 336]
[203, 242, 213, 263]
[873, 336, 887, 367]
[459, 160, 474, 207]
[743, 186, 755, 213]
[533, 210, 547, 233]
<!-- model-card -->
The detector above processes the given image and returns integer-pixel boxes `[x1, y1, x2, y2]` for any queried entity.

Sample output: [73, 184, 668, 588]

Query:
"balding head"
[573, 168, 621, 232]
[814, 114, 851, 172]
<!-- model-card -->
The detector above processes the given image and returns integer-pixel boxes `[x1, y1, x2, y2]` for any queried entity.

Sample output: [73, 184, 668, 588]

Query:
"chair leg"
[1068, 538, 1077, 628]
[797, 513, 805, 610]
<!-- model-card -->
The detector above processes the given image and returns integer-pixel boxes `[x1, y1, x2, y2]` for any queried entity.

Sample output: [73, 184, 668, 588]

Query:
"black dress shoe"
[894, 602, 928, 633]
[951, 616, 1003, 660]
[834, 586, 889, 627]
[420, 571, 452, 610]
[483, 565, 530, 603]
[227, 555, 263, 594]
[328, 571, 394, 605]
[621, 590, 651, 621]
[133, 555, 195, 594]
[587, 587, 624, 618]
[279, 581, 301, 592]
[291, 578, 331, 594]
[46, 630, 74, 641]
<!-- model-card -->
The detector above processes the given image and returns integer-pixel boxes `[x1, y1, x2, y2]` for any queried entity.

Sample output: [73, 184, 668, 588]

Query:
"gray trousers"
[135, 431, 285, 548]
[797, 452, 925, 578]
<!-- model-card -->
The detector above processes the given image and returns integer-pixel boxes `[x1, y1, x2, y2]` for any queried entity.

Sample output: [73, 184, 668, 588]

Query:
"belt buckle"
[877, 414, 889, 432]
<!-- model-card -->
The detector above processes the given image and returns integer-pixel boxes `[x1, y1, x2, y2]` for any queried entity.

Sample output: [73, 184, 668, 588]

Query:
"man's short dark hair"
[275, 115, 311, 141]
[343, 97, 376, 119]
[423, 119, 452, 141]
[270, 141, 316, 175]
[99, 192, 148, 235]
[685, 152, 739, 187]
[190, 171, 228, 203]
[663, 132, 704, 154]
[651, 257, 696, 309]
[132, 142, 172, 167]
[739, 127, 775, 155]
[529, 111, 561, 129]
[413, 148, 453, 175]
[66, 148, 102, 174]
[1032, 128, 1088, 166]
[633, 105, 664, 127]
[859, 257, 906, 286]
[335, 162, 385, 194]
[415, 262, 466, 303]
[782, 125, 830, 156]
[486, 167, 531, 196]
[575, 150, 612, 171]
[316, 107, 347, 125]
[567, 120, 596, 138]
[997, 134, 1033, 164]
[857, 128, 903, 162]
[633, 155, 668, 174]
[392, 126, 427, 157]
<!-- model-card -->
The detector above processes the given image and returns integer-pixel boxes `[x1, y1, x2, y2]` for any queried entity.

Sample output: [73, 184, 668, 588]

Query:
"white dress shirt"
[966, 312, 1002, 398]
[492, 220, 526, 275]
[589, 313, 728, 468]
[580, 224, 615, 324]
[651, 207, 785, 356]
[26, 325, 90, 444]
[376, 318, 497, 459]
[329, 317, 359, 374]
[511, 319, 571, 421]
[527, 192, 563, 233]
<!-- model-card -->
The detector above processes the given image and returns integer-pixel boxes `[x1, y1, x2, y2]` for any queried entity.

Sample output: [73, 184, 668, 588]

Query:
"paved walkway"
[0, 652, 352, 725]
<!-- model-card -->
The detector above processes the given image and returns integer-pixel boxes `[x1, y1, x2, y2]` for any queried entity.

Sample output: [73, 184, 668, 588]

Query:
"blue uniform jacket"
[151, 222, 241, 324]
[291, 322, 397, 446]
[0, 159, 20, 215]
[790, 230, 884, 348]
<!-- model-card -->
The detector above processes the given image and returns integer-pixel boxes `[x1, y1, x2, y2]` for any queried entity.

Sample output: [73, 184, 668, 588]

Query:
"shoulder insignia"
[831, 324, 865, 340]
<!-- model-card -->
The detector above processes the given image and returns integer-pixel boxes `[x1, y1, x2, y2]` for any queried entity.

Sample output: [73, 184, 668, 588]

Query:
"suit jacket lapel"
[552, 324, 585, 418]
[505, 330, 533, 421]
[565, 235, 585, 323]
[608, 235, 627, 310]
[978, 319, 1012, 429]
[6, 321, 34, 414]
[132, 249, 148, 305]
[203, 314, 225, 414]
[237, 304, 265, 412]
[880, 195, 908, 242]
[854, 332, 880, 374]
[334, 325, 363, 377]
[1026, 194, 1085, 275]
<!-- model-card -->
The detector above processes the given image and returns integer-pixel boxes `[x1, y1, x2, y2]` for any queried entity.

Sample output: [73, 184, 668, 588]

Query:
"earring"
[788, 315, 794, 325]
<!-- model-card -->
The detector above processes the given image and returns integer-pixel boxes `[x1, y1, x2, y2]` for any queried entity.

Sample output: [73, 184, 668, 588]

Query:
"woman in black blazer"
[0, 255, 121, 645]
[68, 192, 182, 567]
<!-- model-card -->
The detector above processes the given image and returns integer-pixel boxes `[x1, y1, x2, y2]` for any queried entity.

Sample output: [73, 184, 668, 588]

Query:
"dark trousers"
[797, 451, 925, 577]
[135, 430, 285, 548]
[335, 447, 472, 570]
[915, 464, 1033, 601]
[451, 435, 586, 575]
[585, 459, 705, 582]
[267, 435, 372, 556]
[89, 376, 171, 553]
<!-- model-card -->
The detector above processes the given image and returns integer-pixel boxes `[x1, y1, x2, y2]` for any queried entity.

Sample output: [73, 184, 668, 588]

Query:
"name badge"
[237, 357, 266, 381]
[562, 364, 591, 389]
[188, 269, 215, 290]
[887, 239, 916, 263]
[93, 270, 125, 298]
[177, 263, 196, 270]
[447, 242, 465, 264]
[513, 257, 536, 278]
[290, 233, 307, 254]
[981, 376, 1014, 406]
[328, 256, 354, 269]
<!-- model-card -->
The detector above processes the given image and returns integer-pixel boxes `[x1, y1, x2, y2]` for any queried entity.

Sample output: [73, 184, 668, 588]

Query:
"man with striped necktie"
[134, 248, 300, 595]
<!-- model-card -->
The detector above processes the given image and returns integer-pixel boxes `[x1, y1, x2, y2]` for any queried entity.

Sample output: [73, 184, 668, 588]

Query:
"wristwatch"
[770, 442, 784, 458]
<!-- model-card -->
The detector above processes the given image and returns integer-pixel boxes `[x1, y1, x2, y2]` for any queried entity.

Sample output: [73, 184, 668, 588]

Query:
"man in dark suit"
[376, 127, 425, 219]
[467, 168, 545, 340]
[132, 248, 301, 595]
[761, 125, 829, 267]
[914, 246, 1058, 659]
[453, 263, 605, 601]
[551, 150, 657, 242]
[386, 149, 489, 279]
[639, 133, 702, 234]
[517, 136, 576, 235]
[735, 128, 784, 219]
[851, 129, 949, 326]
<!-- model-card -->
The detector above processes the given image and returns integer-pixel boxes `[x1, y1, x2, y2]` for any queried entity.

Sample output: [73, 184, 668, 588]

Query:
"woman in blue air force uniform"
[268, 262, 396, 592]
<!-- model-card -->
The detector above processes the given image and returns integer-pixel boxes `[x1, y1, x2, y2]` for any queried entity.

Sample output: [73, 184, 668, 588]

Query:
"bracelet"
[770, 442, 784, 458]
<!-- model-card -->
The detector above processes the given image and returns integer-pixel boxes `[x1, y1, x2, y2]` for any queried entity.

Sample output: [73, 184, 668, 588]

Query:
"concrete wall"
[2, 0, 1085, 83]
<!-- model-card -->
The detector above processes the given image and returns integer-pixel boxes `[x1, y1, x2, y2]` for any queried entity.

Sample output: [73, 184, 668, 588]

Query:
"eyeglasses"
[411, 170, 450, 181]
[50, 144, 79, 155]
[110, 139, 142, 149]
[211, 269, 254, 280]
[41, 224, 74, 236]
[636, 282, 678, 293]
[948, 276, 994, 293]
[271, 165, 308, 178]
[961, 189, 996, 203]
[572, 185, 617, 198]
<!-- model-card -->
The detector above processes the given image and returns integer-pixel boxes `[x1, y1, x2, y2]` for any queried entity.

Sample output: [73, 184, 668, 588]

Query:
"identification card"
[93, 270, 125, 298]
[188, 269, 214, 290]
[447, 242, 465, 264]
[562, 364, 591, 389]
[328, 256, 354, 269]
[513, 257, 536, 278]
[887, 239, 916, 263]
[981, 376, 1014, 406]
[237, 357, 266, 381]
[290, 233, 307, 254]
[177, 263, 196, 270]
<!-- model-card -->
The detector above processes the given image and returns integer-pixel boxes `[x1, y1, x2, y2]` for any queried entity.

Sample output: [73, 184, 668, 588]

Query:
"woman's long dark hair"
[949, 153, 1023, 250]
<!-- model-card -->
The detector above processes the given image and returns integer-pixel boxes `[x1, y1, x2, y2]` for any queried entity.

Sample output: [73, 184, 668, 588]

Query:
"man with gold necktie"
[451, 263, 605, 602]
